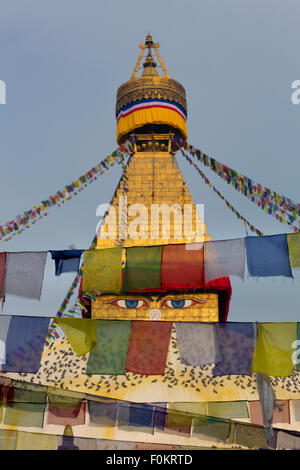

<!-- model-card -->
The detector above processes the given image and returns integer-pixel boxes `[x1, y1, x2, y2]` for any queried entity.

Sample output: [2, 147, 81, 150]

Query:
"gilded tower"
[92, 35, 220, 323]
[96, 33, 210, 249]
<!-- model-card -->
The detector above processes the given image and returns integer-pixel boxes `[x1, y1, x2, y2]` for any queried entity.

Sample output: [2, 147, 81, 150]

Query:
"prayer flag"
[47, 401, 86, 426]
[86, 320, 131, 375]
[245, 234, 293, 278]
[82, 248, 122, 293]
[123, 246, 162, 291]
[2, 316, 50, 373]
[56, 318, 97, 357]
[51, 250, 83, 276]
[248, 400, 290, 425]
[213, 322, 255, 376]
[125, 320, 172, 375]
[4, 251, 47, 300]
[204, 238, 245, 282]
[287, 233, 300, 268]
[161, 243, 204, 289]
[88, 399, 118, 427]
[175, 322, 221, 367]
[251, 323, 297, 377]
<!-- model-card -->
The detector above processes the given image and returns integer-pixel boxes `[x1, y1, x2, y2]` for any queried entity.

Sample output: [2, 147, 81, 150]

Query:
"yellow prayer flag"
[287, 233, 300, 268]
[251, 322, 297, 377]
[56, 318, 97, 357]
[82, 248, 123, 293]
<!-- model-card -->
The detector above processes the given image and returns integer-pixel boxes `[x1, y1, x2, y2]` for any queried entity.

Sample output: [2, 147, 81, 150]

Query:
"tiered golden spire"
[116, 33, 187, 144]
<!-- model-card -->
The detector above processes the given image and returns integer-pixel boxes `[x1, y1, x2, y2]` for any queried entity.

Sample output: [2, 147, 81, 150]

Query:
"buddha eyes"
[105, 298, 204, 309]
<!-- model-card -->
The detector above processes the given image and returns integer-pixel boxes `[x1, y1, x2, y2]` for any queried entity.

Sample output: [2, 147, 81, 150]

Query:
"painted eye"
[109, 299, 147, 308]
[162, 299, 193, 309]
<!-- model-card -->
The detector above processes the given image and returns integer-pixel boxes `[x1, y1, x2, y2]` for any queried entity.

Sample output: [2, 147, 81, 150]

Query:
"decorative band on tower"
[115, 35, 188, 144]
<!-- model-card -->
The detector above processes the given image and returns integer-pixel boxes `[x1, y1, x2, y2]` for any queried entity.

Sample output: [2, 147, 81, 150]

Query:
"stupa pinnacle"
[115, 33, 188, 145]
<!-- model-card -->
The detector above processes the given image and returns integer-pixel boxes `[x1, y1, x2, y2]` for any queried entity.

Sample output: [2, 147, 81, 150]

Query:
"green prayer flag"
[3, 402, 47, 428]
[123, 246, 162, 291]
[192, 416, 230, 442]
[16, 431, 57, 450]
[206, 401, 249, 419]
[86, 320, 132, 375]
[47, 387, 84, 409]
[229, 422, 266, 449]
[12, 381, 47, 403]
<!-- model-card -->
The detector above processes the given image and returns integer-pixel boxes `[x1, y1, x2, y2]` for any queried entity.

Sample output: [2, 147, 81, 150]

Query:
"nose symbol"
[149, 309, 161, 321]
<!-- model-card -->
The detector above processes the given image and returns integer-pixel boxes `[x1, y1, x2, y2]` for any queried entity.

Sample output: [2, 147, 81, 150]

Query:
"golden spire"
[116, 33, 187, 144]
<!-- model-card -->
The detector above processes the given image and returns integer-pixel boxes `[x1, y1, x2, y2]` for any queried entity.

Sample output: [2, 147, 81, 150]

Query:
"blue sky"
[0, 0, 299, 320]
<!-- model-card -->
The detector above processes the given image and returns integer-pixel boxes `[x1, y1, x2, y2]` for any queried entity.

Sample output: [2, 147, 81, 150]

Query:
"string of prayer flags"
[213, 322, 255, 376]
[175, 322, 221, 367]
[125, 320, 173, 375]
[2, 316, 50, 373]
[4, 251, 47, 300]
[50, 250, 83, 276]
[204, 238, 245, 283]
[82, 248, 123, 294]
[86, 320, 132, 375]
[122, 246, 162, 291]
[180, 138, 300, 233]
[245, 234, 293, 278]
[0, 143, 133, 245]
[180, 148, 264, 237]
[55, 318, 97, 357]
[251, 322, 297, 377]
[161, 243, 204, 289]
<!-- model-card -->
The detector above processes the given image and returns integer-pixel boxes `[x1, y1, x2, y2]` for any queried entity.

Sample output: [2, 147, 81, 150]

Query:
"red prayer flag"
[125, 321, 173, 375]
[47, 401, 86, 426]
[161, 244, 204, 289]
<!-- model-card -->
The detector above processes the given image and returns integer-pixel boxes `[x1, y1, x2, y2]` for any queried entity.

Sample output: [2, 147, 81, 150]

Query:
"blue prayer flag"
[51, 250, 83, 276]
[245, 234, 293, 278]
